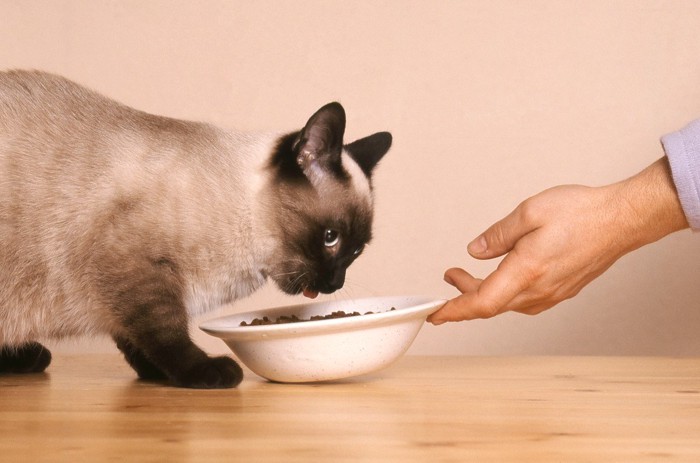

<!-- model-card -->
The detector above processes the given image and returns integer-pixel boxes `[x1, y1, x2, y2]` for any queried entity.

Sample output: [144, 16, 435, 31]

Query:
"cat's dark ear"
[344, 132, 392, 177]
[294, 102, 346, 179]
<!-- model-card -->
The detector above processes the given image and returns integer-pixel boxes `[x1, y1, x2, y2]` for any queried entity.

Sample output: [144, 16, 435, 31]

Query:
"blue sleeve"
[661, 119, 700, 231]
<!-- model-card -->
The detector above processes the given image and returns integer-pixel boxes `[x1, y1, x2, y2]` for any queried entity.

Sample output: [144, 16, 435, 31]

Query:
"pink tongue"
[303, 288, 319, 299]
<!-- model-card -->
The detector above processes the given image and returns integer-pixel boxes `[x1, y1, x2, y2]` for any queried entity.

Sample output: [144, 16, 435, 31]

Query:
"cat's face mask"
[265, 102, 391, 298]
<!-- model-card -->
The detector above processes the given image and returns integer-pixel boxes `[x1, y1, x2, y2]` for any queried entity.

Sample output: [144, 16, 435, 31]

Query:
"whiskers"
[266, 259, 310, 294]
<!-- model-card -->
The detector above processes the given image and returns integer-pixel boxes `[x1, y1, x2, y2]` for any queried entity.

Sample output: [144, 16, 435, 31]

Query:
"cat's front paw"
[172, 356, 243, 389]
[0, 342, 52, 374]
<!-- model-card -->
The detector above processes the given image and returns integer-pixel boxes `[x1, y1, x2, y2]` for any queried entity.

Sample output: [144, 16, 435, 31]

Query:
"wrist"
[612, 157, 689, 251]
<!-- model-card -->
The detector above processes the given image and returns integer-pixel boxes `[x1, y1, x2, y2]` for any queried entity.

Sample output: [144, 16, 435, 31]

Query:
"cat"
[0, 70, 391, 388]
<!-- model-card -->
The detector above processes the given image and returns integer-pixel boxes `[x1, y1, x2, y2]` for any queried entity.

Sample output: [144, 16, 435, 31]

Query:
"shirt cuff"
[661, 119, 700, 231]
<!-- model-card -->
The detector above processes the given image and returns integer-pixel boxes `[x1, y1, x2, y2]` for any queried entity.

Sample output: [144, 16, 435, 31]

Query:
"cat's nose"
[317, 268, 346, 294]
[328, 268, 346, 292]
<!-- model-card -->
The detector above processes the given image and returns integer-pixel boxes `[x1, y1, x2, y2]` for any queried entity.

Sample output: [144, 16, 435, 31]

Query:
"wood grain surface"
[1, 355, 699, 462]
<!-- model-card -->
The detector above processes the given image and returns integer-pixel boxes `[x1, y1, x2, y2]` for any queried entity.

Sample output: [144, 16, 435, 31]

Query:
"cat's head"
[265, 102, 391, 298]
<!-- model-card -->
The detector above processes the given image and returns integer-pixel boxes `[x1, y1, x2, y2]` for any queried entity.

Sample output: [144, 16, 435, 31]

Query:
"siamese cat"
[0, 70, 391, 388]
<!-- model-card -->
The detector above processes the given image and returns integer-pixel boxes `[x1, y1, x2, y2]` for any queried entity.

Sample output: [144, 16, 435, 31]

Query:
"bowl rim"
[199, 295, 445, 340]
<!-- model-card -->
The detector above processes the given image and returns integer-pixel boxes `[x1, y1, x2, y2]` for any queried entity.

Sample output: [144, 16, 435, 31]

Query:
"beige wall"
[2, 0, 700, 356]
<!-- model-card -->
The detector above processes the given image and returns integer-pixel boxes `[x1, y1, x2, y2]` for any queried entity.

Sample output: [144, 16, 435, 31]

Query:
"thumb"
[468, 205, 532, 259]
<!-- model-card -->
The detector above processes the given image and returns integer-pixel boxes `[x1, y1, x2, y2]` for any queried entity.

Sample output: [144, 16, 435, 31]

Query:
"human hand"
[428, 158, 688, 324]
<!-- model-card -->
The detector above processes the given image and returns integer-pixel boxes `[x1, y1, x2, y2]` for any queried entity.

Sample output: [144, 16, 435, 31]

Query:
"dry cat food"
[239, 308, 396, 326]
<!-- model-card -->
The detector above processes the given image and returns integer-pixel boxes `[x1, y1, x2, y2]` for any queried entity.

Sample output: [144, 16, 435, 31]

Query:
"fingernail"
[468, 235, 487, 254]
[443, 273, 454, 285]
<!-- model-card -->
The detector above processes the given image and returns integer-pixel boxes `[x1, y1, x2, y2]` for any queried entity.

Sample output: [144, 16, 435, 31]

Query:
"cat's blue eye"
[324, 229, 340, 247]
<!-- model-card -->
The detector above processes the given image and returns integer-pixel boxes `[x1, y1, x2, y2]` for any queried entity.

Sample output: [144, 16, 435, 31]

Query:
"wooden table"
[1, 355, 699, 462]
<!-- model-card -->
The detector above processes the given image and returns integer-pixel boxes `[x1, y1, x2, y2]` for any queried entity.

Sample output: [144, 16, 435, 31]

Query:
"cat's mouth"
[272, 271, 331, 299]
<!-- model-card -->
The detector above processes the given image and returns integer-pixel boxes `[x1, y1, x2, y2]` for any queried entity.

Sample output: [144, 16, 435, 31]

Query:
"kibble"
[239, 308, 396, 326]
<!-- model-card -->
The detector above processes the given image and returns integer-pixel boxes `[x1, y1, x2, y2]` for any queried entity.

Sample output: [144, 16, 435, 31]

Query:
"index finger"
[430, 252, 534, 323]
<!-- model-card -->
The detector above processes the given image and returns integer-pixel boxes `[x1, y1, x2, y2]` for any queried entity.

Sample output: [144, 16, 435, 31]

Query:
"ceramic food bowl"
[199, 295, 445, 383]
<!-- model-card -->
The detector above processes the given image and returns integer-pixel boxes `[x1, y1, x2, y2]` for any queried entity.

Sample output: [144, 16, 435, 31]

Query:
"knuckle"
[516, 198, 541, 227]
[513, 255, 546, 285]
[475, 299, 501, 319]
[523, 264, 546, 285]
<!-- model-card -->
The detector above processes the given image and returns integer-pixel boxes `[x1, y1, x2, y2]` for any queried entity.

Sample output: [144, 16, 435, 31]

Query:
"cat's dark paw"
[172, 356, 243, 389]
[0, 342, 52, 374]
[113, 337, 167, 381]
[132, 362, 168, 381]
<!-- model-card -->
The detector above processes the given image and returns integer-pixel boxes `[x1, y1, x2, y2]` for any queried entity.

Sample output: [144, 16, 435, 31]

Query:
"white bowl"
[199, 295, 445, 383]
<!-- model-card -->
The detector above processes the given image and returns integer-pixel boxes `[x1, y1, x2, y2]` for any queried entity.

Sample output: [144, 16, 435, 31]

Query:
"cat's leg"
[96, 249, 243, 389]
[110, 280, 243, 389]
[0, 342, 52, 374]
[113, 336, 167, 381]
[114, 320, 243, 389]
